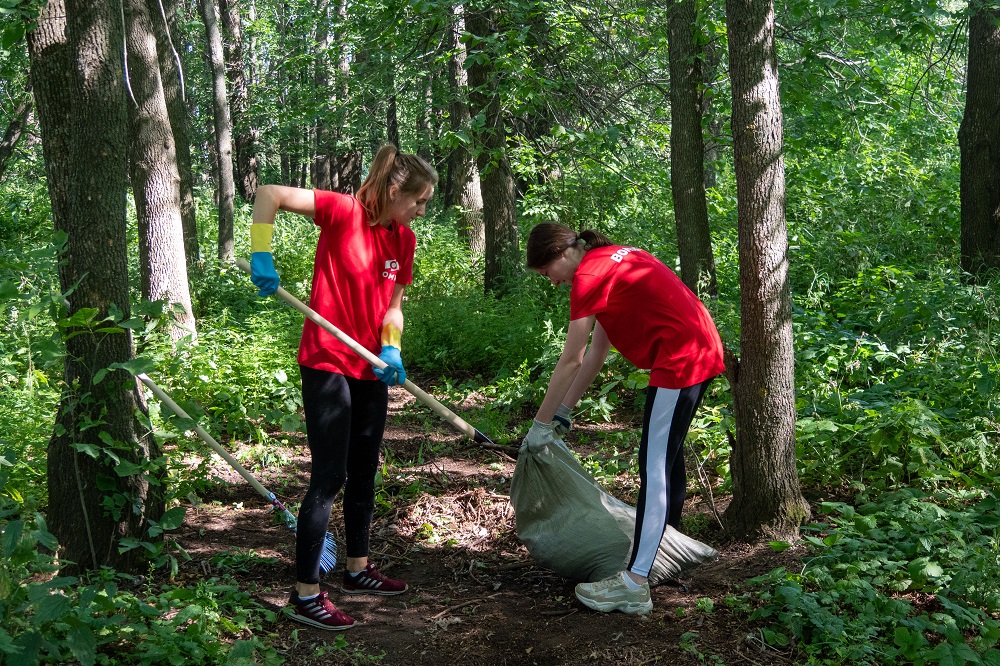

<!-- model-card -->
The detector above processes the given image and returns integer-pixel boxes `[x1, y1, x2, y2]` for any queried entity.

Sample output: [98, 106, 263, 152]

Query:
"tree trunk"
[125, 0, 197, 343]
[312, 0, 334, 191]
[148, 0, 199, 268]
[959, 3, 1000, 278]
[668, 0, 717, 297]
[220, 0, 259, 202]
[29, 0, 163, 575]
[199, 0, 236, 261]
[0, 83, 32, 182]
[466, 6, 519, 295]
[722, 0, 809, 541]
[447, 5, 484, 256]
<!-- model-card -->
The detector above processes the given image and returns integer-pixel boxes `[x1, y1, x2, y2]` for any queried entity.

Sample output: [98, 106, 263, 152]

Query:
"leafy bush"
[742, 490, 1000, 664]
[0, 502, 281, 666]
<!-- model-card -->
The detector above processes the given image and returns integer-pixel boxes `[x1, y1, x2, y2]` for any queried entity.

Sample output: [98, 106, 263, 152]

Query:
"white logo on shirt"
[609, 247, 641, 263]
[383, 259, 400, 280]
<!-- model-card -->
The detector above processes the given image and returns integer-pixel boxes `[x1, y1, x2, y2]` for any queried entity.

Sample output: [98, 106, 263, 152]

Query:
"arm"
[560, 320, 612, 410]
[252, 184, 316, 223]
[381, 283, 406, 344]
[249, 185, 317, 296]
[373, 283, 407, 386]
[535, 315, 596, 423]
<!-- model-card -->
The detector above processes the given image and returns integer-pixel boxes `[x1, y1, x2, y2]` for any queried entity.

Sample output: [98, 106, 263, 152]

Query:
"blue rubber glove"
[373, 345, 406, 386]
[250, 251, 280, 296]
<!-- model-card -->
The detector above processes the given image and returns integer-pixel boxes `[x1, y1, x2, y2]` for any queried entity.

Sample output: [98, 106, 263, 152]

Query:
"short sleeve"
[314, 190, 363, 229]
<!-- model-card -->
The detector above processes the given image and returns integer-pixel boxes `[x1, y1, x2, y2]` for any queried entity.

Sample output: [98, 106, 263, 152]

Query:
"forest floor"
[167, 383, 808, 666]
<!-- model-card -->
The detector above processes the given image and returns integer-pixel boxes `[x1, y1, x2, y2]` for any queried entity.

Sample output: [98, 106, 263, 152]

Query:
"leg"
[296, 366, 352, 590]
[341, 376, 388, 564]
[628, 378, 714, 578]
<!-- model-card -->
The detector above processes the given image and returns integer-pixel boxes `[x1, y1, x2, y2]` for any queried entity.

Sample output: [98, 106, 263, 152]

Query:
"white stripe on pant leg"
[631, 387, 680, 577]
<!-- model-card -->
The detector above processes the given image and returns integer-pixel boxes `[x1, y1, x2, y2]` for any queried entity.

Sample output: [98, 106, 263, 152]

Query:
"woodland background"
[0, 0, 999, 664]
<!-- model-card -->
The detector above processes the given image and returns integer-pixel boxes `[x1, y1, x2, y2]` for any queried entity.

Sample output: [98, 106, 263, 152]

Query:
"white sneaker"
[575, 571, 653, 615]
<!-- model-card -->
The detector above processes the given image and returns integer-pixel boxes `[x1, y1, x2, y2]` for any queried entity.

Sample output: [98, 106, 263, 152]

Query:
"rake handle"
[137, 373, 275, 503]
[235, 258, 492, 444]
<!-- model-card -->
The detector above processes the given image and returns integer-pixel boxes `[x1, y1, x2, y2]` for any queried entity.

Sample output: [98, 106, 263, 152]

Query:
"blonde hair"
[356, 145, 439, 225]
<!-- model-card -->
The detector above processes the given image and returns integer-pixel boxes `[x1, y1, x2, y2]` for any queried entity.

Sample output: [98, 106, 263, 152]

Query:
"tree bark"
[447, 5, 484, 256]
[29, 0, 163, 575]
[125, 0, 197, 343]
[959, 3, 1000, 278]
[220, 0, 258, 202]
[722, 0, 809, 541]
[312, 0, 334, 191]
[148, 0, 199, 268]
[668, 0, 717, 297]
[0, 83, 32, 182]
[199, 0, 236, 261]
[466, 5, 519, 295]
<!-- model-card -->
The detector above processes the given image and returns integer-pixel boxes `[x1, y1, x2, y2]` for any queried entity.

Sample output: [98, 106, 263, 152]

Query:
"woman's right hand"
[250, 251, 280, 296]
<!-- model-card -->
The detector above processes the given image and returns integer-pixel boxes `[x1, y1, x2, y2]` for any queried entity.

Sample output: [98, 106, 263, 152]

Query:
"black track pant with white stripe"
[627, 378, 714, 578]
[297, 365, 388, 585]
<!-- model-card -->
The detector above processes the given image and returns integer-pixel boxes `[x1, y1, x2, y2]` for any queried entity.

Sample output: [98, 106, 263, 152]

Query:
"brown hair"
[525, 223, 615, 269]
[356, 144, 439, 225]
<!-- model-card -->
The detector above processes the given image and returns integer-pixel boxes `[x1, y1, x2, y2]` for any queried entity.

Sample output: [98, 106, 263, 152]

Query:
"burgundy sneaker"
[288, 591, 355, 630]
[341, 563, 408, 595]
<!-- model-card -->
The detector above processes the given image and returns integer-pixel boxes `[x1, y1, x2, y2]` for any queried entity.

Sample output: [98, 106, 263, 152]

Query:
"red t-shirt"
[297, 190, 416, 379]
[570, 246, 725, 389]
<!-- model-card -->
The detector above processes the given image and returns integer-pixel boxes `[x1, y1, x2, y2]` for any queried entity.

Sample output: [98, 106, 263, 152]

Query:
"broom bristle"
[319, 532, 338, 574]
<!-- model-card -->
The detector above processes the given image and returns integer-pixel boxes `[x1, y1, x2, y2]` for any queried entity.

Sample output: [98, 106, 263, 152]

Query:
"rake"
[137, 373, 338, 573]
[234, 258, 496, 446]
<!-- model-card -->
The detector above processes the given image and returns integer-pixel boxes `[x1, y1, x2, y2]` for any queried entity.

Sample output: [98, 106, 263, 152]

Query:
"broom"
[234, 258, 496, 445]
[137, 373, 338, 573]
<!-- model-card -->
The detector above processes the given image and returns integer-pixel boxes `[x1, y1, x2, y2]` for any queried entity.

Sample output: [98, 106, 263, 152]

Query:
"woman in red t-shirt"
[249, 145, 436, 631]
[524, 222, 725, 616]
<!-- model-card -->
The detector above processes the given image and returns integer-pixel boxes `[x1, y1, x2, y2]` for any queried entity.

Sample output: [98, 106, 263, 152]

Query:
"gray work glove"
[522, 419, 557, 453]
[552, 403, 572, 436]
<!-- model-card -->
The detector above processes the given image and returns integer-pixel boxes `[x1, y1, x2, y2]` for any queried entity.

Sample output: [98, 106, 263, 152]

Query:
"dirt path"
[169, 389, 802, 665]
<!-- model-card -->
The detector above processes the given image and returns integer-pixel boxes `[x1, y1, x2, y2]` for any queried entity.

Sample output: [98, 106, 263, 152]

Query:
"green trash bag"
[510, 433, 718, 585]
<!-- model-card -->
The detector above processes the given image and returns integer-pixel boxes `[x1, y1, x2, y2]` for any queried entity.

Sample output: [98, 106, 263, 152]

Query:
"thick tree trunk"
[220, 0, 259, 202]
[722, 0, 809, 541]
[668, 0, 717, 297]
[29, 0, 162, 575]
[125, 0, 197, 342]
[149, 0, 199, 268]
[0, 83, 32, 182]
[959, 4, 1000, 278]
[466, 6, 519, 295]
[447, 6, 484, 256]
[199, 0, 236, 261]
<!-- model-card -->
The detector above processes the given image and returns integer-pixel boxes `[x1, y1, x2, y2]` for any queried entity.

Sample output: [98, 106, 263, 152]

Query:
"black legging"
[296, 365, 388, 584]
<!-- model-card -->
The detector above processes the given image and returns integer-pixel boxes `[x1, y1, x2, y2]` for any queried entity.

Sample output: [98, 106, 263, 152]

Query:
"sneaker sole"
[340, 584, 408, 596]
[288, 612, 355, 631]
[575, 593, 653, 616]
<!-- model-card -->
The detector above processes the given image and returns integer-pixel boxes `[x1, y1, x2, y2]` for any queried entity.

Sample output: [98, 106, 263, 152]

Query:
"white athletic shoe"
[575, 571, 653, 615]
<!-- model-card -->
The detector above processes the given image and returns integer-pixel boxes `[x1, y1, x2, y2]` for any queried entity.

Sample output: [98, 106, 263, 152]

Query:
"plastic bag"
[510, 432, 718, 584]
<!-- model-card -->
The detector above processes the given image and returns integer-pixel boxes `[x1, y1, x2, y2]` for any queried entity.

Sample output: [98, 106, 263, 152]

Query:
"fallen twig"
[430, 592, 501, 619]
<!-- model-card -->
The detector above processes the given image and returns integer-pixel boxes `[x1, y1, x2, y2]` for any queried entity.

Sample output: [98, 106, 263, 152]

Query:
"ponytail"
[356, 144, 439, 225]
[526, 223, 616, 269]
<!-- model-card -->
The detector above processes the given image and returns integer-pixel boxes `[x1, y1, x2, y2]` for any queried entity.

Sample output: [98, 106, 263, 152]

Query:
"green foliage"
[0, 503, 280, 665]
[742, 490, 1000, 664]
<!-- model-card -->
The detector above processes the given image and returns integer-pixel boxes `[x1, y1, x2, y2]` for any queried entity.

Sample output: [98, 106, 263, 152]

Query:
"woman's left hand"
[374, 346, 406, 385]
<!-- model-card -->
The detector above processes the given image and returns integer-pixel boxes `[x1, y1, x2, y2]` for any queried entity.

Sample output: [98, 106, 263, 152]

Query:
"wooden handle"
[235, 258, 493, 444]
